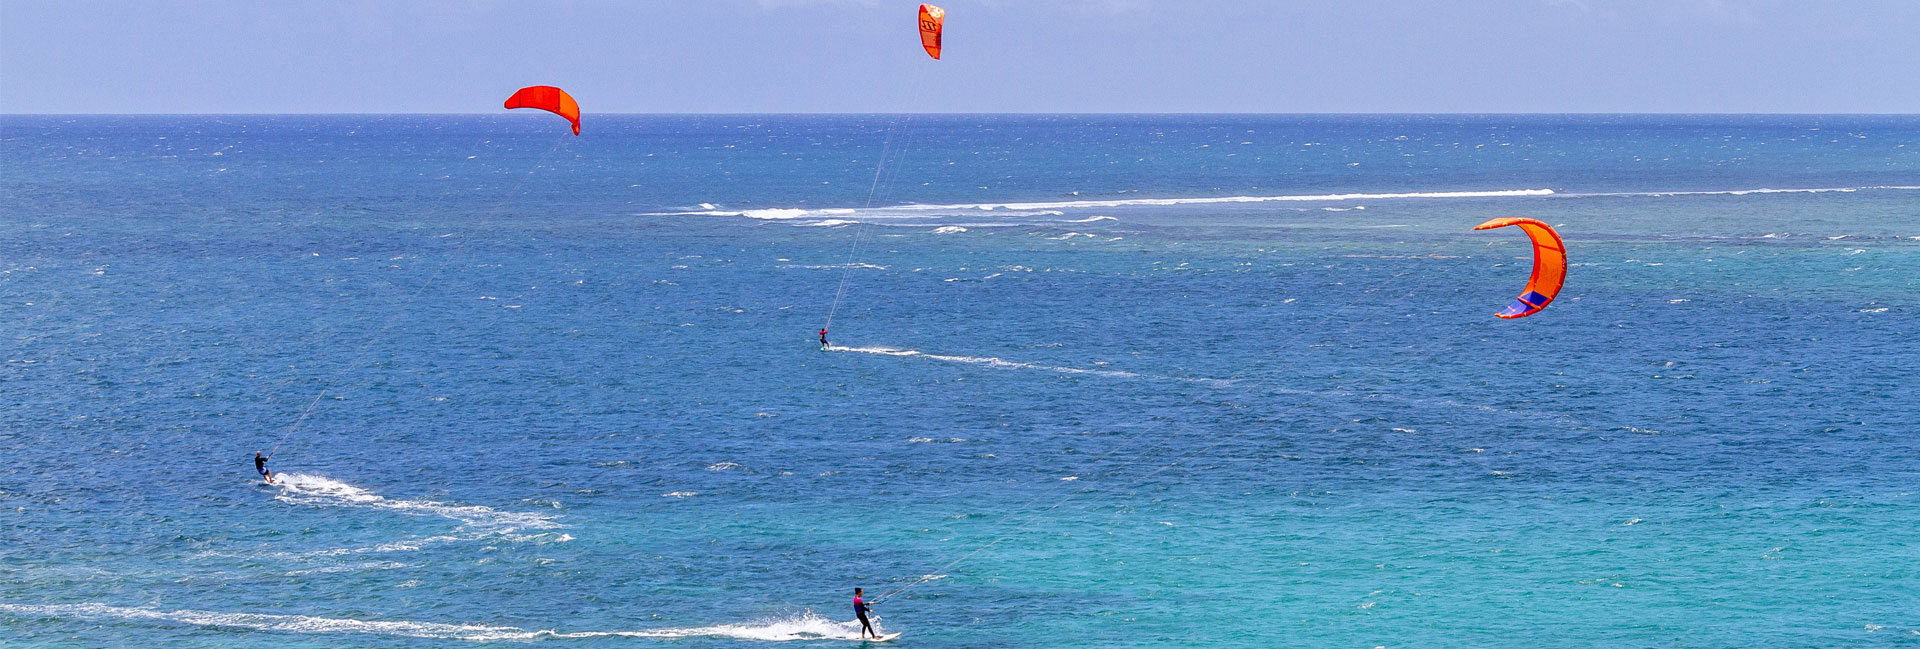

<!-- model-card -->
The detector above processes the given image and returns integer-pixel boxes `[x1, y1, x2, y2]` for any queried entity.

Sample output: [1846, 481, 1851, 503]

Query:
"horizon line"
[5, 111, 1920, 118]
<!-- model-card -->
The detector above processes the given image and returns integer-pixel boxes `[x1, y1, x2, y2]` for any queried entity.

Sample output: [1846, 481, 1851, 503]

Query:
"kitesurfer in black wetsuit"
[255, 451, 273, 484]
[853, 587, 878, 639]
[819, 328, 830, 348]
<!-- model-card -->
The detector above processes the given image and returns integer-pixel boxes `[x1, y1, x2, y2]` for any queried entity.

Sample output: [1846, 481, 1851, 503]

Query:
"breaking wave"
[1563, 185, 1920, 198]
[651, 188, 1554, 222]
[651, 185, 1920, 226]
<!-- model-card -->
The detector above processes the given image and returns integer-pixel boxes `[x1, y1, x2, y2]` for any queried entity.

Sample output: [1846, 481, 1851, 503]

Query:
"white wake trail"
[559, 611, 885, 641]
[0, 603, 548, 642]
[828, 345, 1234, 387]
[828, 345, 1517, 418]
[0, 603, 886, 643]
[269, 473, 565, 556]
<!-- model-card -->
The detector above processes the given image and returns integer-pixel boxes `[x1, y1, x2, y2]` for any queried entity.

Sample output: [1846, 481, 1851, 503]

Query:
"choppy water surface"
[2, 115, 1917, 647]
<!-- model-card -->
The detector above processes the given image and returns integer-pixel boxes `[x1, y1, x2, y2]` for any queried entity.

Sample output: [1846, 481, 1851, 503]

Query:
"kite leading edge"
[504, 86, 581, 135]
[919, 4, 945, 60]
[1473, 217, 1566, 319]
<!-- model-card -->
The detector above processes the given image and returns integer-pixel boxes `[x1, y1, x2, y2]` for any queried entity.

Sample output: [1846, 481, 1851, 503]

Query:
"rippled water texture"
[3, 115, 1917, 647]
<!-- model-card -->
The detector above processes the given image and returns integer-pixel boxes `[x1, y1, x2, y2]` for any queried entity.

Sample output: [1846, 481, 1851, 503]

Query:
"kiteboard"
[862, 632, 901, 642]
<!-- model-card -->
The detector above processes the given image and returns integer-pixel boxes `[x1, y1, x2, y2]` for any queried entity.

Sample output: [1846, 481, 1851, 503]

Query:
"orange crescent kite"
[503, 86, 580, 135]
[1474, 217, 1566, 319]
[918, 4, 945, 60]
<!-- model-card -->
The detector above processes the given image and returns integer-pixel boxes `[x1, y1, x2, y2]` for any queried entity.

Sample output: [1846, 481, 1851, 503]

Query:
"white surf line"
[884, 188, 1557, 212]
[650, 184, 1920, 222]
[646, 188, 1555, 219]
[1560, 185, 1920, 198]
[0, 603, 885, 643]
[827, 345, 1237, 388]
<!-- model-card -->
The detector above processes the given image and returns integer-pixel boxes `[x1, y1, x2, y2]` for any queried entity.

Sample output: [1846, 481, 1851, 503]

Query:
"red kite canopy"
[1473, 217, 1567, 319]
[918, 4, 944, 60]
[503, 86, 580, 135]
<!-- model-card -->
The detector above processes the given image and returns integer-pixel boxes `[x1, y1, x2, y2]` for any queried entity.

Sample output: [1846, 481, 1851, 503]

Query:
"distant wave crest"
[1565, 185, 1920, 198]
[649, 185, 1920, 226]
[647, 188, 1555, 224]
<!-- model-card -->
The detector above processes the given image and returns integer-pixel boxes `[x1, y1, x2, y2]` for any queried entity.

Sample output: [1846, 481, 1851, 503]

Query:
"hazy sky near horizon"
[3, 0, 1917, 114]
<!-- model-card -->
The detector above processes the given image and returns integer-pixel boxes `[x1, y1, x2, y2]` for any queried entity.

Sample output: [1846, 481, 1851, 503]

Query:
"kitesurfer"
[854, 587, 878, 639]
[255, 451, 274, 484]
[819, 328, 830, 348]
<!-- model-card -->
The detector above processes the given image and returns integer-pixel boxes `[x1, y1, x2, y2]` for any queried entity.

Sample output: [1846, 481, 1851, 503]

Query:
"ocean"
[2, 114, 1916, 647]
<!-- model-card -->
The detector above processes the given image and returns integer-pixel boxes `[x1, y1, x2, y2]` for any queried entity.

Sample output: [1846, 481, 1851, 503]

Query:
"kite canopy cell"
[503, 86, 580, 135]
[1473, 217, 1566, 319]
[919, 4, 945, 60]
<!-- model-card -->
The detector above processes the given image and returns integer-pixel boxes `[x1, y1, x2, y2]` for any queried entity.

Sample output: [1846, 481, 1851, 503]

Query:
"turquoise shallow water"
[2, 115, 1918, 647]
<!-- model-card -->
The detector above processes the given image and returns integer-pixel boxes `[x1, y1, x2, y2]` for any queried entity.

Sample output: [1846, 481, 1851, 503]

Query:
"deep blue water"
[2, 114, 1918, 647]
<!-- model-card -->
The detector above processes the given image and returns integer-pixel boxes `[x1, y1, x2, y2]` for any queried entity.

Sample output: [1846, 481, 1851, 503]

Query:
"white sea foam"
[932, 225, 968, 234]
[747, 208, 856, 220]
[1059, 215, 1118, 223]
[0, 603, 884, 643]
[799, 219, 857, 227]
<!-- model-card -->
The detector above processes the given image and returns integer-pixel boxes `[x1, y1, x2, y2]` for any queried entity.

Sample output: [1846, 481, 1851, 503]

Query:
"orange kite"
[918, 4, 945, 60]
[1474, 217, 1566, 319]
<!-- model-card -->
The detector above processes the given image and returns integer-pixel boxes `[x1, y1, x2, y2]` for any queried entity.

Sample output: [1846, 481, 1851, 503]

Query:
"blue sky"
[3, 0, 1917, 113]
